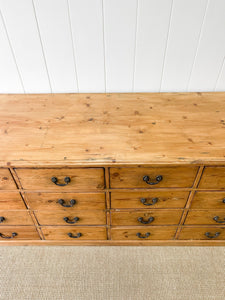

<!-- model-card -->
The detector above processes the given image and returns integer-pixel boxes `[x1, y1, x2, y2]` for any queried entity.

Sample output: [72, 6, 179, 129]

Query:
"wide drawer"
[185, 210, 225, 225]
[111, 226, 177, 240]
[110, 167, 198, 188]
[179, 226, 225, 240]
[111, 210, 182, 225]
[0, 226, 40, 240]
[42, 226, 107, 240]
[35, 210, 106, 225]
[190, 192, 225, 209]
[25, 192, 106, 210]
[111, 191, 189, 209]
[198, 167, 225, 189]
[15, 168, 105, 190]
[0, 210, 34, 225]
[0, 193, 26, 209]
[0, 169, 17, 190]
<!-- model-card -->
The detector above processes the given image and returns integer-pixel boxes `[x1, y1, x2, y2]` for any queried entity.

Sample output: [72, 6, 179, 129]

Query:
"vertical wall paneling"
[188, 0, 225, 91]
[103, 0, 137, 92]
[33, 0, 78, 93]
[0, 0, 51, 93]
[0, 11, 24, 93]
[68, 0, 105, 93]
[160, 0, 208, 92]
[134, 0, 173, 92]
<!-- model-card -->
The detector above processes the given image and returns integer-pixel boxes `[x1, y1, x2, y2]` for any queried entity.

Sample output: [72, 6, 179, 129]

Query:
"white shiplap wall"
[0, 0, 225, 93]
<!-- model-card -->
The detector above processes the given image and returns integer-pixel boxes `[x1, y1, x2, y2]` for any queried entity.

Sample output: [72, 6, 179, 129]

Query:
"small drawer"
[111, 226, 177, 240]
[0, 169, 17, 190]
[198, 167, 225, 189]
[0, 226, 40, 240]
[15, 168, 105, 190]
[190, 192, 225, 209]
[111, 191, 189, 209]
[179, 226, 225, 240]
[42, 226, 107, 240]
[0, 193, 26, 209]
[111, 210, 182, 225]
[25, 192, 105, 210]
[110, 167, 198, 188]
[0, 210, 34, 225]
[35, 210, 106, 226]
[185, 210, 225, 225]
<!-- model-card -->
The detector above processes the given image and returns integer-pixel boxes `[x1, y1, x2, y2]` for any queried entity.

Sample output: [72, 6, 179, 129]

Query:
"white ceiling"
[0, 0, 225, 94]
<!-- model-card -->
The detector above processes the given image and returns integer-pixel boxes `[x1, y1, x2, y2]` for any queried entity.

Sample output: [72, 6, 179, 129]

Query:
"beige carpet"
[0, 247, 224, 300]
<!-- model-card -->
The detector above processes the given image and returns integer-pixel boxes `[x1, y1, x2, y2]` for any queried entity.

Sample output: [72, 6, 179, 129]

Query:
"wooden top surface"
[0, 92, 224, 167]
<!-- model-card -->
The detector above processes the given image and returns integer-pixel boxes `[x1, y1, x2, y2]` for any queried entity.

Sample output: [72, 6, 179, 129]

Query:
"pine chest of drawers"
[0, 92, 225, 245]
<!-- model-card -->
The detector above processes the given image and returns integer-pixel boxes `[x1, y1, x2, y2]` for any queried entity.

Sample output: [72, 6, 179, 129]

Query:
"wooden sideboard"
[0, 92, 225, 246]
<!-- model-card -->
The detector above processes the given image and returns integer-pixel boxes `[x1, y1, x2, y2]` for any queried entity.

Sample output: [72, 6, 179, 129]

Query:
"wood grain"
[41, 226, 107, 240]
[185, 210, 225, 225]
[0, 192, 26, 209]
[0, 169, 17, 190]
[0, 93, 224, 166]
[15, 168, 105, 190]
[110, 167, 198, 188]
[198, 167, 225, 189]
[111, 226, 177, 240]
[0, 210, 34, 225]
[191, 192, 225, 209]
[111, 210, 183, 225]
[24, 192, 106, 210]
[34, 210, 106, 226]
[0, 226, 40, 240]
[179, 226, 225, 240]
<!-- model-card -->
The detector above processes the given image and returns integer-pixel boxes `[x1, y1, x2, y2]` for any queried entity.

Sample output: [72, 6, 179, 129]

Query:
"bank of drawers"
[0, 166, 225, 243]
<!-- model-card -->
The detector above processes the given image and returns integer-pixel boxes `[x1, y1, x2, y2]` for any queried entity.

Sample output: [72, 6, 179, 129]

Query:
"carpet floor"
[0, 246, 224, 300]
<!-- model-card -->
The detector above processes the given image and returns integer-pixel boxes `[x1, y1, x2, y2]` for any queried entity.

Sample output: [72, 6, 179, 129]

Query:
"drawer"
[179, 226, 225, 240]
[111, 226, 177, 240]
[111, 210, 182, 225]
[35, 210, 106, 225]
[0, 193, 26, 209]
[42, 226, 107, 240]
[111, 191, 189, 209]
[185, 210, 225, 225]
[0, 226, 40, 240]
[15, 168, 105, 190]
[198, 167, 225, 189]
[191, 192, 225, 209]
[0, 169, 17, 190]
[25, 192, 105, 210]
[0, 210, 34, 225]
[110, 167, 198, 188]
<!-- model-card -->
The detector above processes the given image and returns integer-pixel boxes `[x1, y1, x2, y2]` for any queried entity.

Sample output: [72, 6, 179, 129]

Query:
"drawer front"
[25, 192, 106, 210]
[191, 192, 225, 209]
[0, 210, 34, 225]
[185, 210, 225, 225]
[179, 226, 225, 240]
[111, 226, 177, 240]
[0, 169, 17, 190]
[15, 168, 105, 190]
[0, 226, 40, 240]
[35, 210, 106, 225]
[110, 167, 198, 188]
[111, 210, 182, 225]
[42, 226, 107, 240]
[0, 193, 26, 209]
[198, 167, 225, 189]
[111, 191, 189, 209]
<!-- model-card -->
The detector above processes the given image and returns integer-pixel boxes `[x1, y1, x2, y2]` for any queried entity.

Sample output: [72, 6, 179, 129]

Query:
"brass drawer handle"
[64, 217, 79, 224]
[140, 197, 158, 206]
[137, 216, 154, 224]
[0, 232, 17, 239]
[51, 176, 71, 186]
[136, 232, 150, 239]
[213, 216, 225, 224]
[0, 216, 5, 223]
[58, 199, 76, 207]
[205, 232, 220, 239]
[143, 175, 163, 185]
[67, 232, 82, 239]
